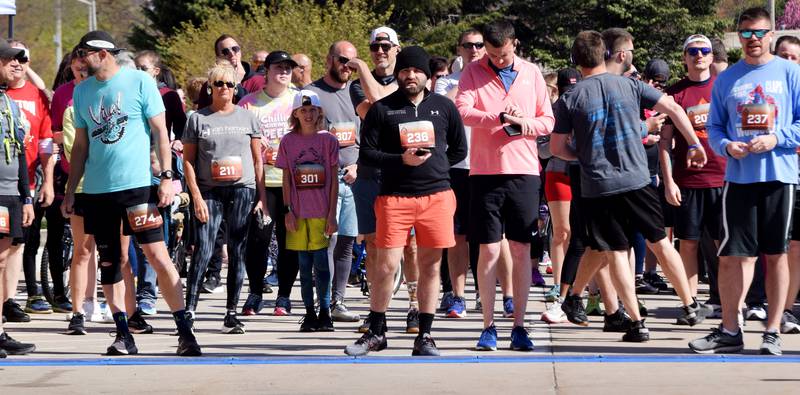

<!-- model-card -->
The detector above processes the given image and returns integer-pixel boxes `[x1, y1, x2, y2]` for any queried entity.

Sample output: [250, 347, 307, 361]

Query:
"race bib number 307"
[211, 156, 243, 182]
[331, 122, 357, 147]
[0, 206, 9, 234]
[126, 203, 163, 233]
[295, 163, 326, 189]
[399, 121, 436, 149]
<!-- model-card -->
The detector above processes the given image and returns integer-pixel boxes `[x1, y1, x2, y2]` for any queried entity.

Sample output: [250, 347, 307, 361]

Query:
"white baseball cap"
[683, 34, 712, 51]
[292, 90, 322, 111]
[370, 26, 400, 45]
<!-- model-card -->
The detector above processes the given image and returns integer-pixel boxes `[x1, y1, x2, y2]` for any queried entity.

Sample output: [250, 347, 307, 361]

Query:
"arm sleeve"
[72, 90, 87, 129]
[274, 137, 289, 170]
[707, 80, 732, 157]
[529, 68, 556, 136]
[445, 101, 468, 166]
[350, 80, 366, 111]
[455, 67, 502, 128]
[358, 104, 403, 167]
[637, 80, 664, 109]
[552, 98, 573, 135]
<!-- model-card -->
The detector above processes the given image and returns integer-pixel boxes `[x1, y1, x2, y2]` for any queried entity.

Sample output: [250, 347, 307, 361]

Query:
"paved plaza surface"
[1, 266, 799, 394]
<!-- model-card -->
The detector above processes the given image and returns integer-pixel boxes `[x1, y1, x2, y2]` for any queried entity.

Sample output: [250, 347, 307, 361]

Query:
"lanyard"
[1, 94, 19, 164]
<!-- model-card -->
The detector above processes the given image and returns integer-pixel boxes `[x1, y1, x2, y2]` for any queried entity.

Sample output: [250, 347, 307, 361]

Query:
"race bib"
[331, 122, 357, 147]
[262, 139, 279, 166]
[211, 156, 243, 182]
[0, 206, 9, 234]
[686, 103, 710, 131]
[126, 203, 163, 233]
[741, 103, 775, 133]
[295, 163, 325, 189]
[399, 121, 436, 149]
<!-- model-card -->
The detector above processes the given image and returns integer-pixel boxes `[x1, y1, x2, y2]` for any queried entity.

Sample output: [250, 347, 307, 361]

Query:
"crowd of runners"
[0, 6, 799, 358]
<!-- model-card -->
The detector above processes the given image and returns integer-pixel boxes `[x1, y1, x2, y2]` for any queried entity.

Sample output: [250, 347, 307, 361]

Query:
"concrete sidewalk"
[1, 269, 799, 394]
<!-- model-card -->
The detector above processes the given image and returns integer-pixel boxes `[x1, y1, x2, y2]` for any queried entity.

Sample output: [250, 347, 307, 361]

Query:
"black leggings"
[560, 164, 586, 287]
[23, 200, 67, 298]
[440, 241, 480, 293]
[245, 187, 297, 298]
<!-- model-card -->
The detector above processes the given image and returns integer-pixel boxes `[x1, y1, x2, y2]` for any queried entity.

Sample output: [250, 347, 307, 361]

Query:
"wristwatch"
[159, 170, 174, 180]
[283, 205, 292, 214]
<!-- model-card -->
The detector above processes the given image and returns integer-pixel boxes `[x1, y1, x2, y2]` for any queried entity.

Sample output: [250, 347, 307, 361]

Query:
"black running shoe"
[603, 308, 633, 333]
[3, 299, 30, 323]
[0, 332, 36, 355]
[128, 312, 154, 334]
[67, 313, 88, 335]
[406, 309, 420, 334]
[106, 332, 138, 356]
[344, 331, 387, 356]
[299, 312, 318, 332]
[562, 294, 589, 326]
[635, 276, 659, 295]
[412, 333, 441, 356]
[622, 320, 650, 342]
[644, 271, 669, 292]
[677, 303, 705, 327]
[317, 309, 334, 332]
[222, 312, 245, 334]
[177, 334, 202, 357]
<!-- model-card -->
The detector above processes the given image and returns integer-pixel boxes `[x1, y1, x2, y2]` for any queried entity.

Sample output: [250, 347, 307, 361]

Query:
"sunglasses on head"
[220, 46, 241, 57]
[461, 42, 484, 50]
[369, 43, 393, 53]
[686, 47, 712, 56]
[739, 29, 770, 39]
[212, 80, 236, 88]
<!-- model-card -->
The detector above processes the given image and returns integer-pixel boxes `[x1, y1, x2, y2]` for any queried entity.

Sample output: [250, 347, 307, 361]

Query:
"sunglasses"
[686, 47, 712, 57]
[369, 43, 393, 53]
[76, 48, 98, 58]
[16, 56, 28, 64]
[212, 80, 236, 88]
[739, 29, 770, 39]
[220, 46, 241, 57]
[461, 42, 484, 50]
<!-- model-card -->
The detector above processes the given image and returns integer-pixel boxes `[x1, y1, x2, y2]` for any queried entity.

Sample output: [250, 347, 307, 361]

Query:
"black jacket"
[359, 89, 467, 196]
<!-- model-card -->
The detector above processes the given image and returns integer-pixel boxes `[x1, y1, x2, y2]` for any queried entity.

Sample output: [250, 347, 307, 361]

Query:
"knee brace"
[97, 241, 123, 285]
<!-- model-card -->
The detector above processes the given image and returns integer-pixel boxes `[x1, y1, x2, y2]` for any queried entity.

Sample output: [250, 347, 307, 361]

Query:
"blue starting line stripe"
[2, 354, 800, 366]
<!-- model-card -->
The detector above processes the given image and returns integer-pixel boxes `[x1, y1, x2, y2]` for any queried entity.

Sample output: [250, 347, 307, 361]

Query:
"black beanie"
[394, 46, 431, 79]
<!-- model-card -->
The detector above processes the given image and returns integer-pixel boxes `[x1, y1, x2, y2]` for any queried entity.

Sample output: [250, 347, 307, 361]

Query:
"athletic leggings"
[331, 235, 355, 303]
[186, 186, 254, 312]
[23, 200, 67, 298]
[245, 187, 298, 298]
[561, 164, 586, 286]
[440, 241, 480, 294]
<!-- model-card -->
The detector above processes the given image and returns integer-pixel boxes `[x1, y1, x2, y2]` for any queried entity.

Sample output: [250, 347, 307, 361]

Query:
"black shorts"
[73, 193, 88, 217]
[0, 195, 24, 241]
[450, 168, 470, 236]
[468, 175, 540, 244]
[583, 185, 667, 251]
[674, 187, 723, 241]
[657, 179, 676, 228]
[82, 186, 164, 245]
[719, 181, 794, 257]
[792, 185, 800, 241]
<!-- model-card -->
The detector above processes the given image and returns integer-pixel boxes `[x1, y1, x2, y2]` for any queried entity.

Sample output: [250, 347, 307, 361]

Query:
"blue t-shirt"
[707, 57, 800, 185]
[73, 68, 166, 193]
[489, 61, 518, 93]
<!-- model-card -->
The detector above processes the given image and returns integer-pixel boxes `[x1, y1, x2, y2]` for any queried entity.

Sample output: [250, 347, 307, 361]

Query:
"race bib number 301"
[211, 156, 243, 182]
[741, 103, 775, 133]
[295, 163, 326, 189]
[126, 203, 163, 233]
[0, 206, 9, 234]
[331, 122, 357, 147]
[399, 121, 436, 149]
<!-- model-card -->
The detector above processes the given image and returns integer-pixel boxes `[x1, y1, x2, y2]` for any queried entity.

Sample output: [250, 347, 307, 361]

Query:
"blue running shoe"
[511, 326, 534, 351]
[544, 285, 561, 302]
[476, 324, 498, 351]
[446, 296, 467, 318]
[503, 297, 514, 318]
[138, 300, 157, 316]
[438, 291, 454, 313]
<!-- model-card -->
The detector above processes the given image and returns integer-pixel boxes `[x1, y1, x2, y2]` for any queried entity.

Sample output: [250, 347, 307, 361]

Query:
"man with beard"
[345, 46, 467, 356]
[690, 7, 800, 356]
[305, 41, 361, 322]
[63, 31, 201, 356]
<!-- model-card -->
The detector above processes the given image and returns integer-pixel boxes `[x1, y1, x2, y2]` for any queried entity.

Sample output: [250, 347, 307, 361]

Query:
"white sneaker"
[745, 305, 767, 321]
[84, 299, 112, 323]
[540, 300, 566, 324]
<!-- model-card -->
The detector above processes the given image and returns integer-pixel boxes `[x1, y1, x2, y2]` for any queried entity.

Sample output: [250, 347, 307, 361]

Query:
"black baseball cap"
[643, 59, 670, 82]
[0, 40, 23, 59]
[265, 51, 298, 68]
[556, 68, 582, 95]
[77, 30, 125, 53]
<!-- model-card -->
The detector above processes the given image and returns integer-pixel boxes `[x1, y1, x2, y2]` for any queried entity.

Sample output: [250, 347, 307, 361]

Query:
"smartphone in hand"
[503, 124, 522, 137]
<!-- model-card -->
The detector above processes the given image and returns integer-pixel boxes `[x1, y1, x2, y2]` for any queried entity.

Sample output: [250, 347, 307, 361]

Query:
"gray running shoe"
[760, 332, 782, 356]
[780, 311, 800, 334]
[344, 331, 387, 356]
[331, 302, 360, 322]
[412, 333, 441, 356]
[688, 326, 744, 354]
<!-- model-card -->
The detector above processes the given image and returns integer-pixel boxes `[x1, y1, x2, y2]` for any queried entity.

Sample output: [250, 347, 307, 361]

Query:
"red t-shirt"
[665, 76, 726, 189]
[7, 81, 53, 190]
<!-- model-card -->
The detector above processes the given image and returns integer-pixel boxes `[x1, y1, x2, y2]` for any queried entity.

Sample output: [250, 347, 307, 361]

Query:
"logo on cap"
[86, 40, 115, 49]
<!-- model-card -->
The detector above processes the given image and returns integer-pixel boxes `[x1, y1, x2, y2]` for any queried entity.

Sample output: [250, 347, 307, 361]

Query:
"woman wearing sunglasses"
[182, 62, 267, 334]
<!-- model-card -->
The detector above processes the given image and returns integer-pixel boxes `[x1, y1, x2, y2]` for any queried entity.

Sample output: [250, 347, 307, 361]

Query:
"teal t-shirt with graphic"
[73, 67, 165, 193]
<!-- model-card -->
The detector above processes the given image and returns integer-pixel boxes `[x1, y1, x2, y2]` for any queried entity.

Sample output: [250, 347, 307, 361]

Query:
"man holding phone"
[346, 46, 467, 356]
[455, 20, 554, 351]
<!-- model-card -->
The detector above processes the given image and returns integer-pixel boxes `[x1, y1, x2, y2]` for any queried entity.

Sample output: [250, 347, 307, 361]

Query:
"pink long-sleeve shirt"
[455, 56, 554, 175]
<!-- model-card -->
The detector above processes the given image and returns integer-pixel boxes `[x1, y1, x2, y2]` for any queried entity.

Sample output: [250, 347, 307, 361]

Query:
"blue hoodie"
[707, 56, 800, 184]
